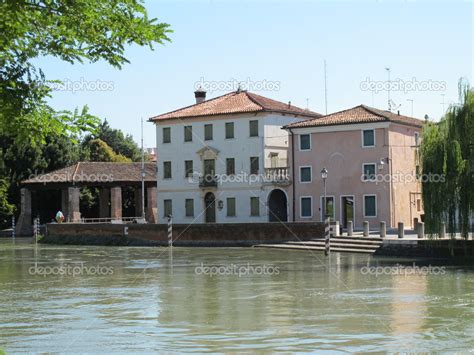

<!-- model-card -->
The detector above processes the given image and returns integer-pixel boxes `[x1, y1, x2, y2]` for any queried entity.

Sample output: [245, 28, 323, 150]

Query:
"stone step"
[255, 244, 377, 254]
[285, 241, 382, 249]
[305, 238, 383, 245]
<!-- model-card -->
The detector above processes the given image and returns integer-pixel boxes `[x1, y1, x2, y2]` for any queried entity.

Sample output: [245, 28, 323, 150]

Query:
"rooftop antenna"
[385, 67, 391, 111]
[324, 59, 328, 114]
[141, 117, 145, 220]
[441, 94, 446, 113]
[407, 99, 414, 116]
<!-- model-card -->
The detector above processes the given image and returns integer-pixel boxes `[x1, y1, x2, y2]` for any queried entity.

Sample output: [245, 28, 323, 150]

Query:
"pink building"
[285, 105, 424, 230]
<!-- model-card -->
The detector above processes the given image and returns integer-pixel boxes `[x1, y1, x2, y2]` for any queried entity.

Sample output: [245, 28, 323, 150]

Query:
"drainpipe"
[289, 128, 296, 222]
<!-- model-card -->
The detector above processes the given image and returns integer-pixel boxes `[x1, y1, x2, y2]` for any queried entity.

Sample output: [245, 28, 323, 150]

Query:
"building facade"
[285, 105, 424, 229]
[150, 90, 321, 224]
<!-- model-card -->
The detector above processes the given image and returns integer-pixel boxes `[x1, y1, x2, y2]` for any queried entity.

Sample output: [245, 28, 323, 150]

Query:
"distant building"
[149, 89, 321, 224]
[146, 148, 157, 162]
[285, 105, 424, 229]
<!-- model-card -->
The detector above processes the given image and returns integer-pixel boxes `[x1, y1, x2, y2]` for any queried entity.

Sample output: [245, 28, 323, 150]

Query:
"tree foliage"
[421, 80, 473, 238]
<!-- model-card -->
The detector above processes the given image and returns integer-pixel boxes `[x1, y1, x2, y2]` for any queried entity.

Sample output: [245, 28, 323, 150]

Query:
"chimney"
[397, 110, 400, 115]
[194, 88, 206, 104]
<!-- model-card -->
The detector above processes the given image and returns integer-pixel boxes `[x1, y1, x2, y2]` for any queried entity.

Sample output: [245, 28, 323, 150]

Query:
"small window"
[185, 199, 194, 217]
[250, 157, 259, 175]
[225, 122, 234, 139]
[363, 163, 376, 181]
[163, 127, 171, 143]
[226, 158, 235, 175]
[249, 120, 259, 137]
[300, 134, 311, 150]
[250, 197, 260, 216]
[227, 197, 236, 217]
[204, 124, 213, 140]
[185, 160, 193, 178]
[163, 161, 172, 179]
[417, 199, 421, 212]
[184, 126, 192, 142]
[364, 195, 377, 217]
[164, 199, 172, 217]
[414, 132, 419, 146]
[300, 166, 312, 182]
[301, 197, 312, 218]
[362, 129, 375, 147]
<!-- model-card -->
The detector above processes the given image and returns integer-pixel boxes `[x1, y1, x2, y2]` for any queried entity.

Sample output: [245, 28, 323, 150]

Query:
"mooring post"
[324, 218, 330, 256]
[398, 222, 404, 239]
[167, 214, 173, 247]
[363, 221, 369, 237]
[347, 220, 353, 237]
[440, 222, 446, 239]
[417, 222, 425, 239]
[380, 221, 386, 238]
[11, 215, 15, 239]
[33, 217, 38, 242]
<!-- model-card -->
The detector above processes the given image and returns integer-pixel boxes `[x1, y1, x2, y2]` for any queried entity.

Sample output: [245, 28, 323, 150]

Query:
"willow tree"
[421, 80, 473, 238]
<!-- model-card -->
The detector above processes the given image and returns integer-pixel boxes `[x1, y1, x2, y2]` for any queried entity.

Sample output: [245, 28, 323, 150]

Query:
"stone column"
[146, 186, 158, 223]
[135, 188, 143, 218]
[111, 186, 122, 221]
[17, 188, 32, 236]
[68, 187, 81, 222]
[61, 188, 69, 219]
[99, 188, 110, 219]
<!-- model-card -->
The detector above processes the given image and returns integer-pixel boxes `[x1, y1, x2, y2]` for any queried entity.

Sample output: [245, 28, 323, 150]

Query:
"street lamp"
[321, 168, 328, 220]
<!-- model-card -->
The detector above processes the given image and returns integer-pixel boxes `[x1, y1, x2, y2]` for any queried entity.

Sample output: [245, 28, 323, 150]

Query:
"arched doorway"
[268, 189, 288, 222]
[204, 192, 216, 223]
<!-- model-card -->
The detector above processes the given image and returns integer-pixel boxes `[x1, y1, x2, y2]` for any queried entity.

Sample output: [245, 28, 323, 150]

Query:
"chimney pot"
[194, 88, 206, 104]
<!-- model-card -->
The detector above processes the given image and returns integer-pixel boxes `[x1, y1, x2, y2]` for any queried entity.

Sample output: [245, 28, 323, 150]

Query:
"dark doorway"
[268, 189, 288, 222]
[341, 196, 354, 228]
[204, 192, 216, 223]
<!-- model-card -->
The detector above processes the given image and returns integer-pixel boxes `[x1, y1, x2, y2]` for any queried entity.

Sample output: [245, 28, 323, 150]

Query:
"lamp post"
[321, 168, 328, 220]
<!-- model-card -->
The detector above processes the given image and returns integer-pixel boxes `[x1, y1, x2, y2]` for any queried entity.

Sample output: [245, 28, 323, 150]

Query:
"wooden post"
[167, 215, 173, 247]
[440, 222, 446, 239]
[11, 216, 15, 239]
[363, 221, 369, 237]
[324, 218, 330, 256]
[417, 222, 424, 239]
[398, 222, 404, 239]
[380, 221, 386, 238]
[347, 220, 353, 237]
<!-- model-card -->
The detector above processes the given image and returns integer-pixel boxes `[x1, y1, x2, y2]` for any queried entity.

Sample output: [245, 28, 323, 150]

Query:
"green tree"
[421, 80, 473, 238]
[87, 139, 131, 163]
[0, 0, 171, 143]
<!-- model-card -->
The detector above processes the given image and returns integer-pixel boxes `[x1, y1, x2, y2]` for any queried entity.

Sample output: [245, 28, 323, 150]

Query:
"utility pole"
[385, 67, 391, 111]
[441, 94, 446, 113]
[141, 117, 145, 220]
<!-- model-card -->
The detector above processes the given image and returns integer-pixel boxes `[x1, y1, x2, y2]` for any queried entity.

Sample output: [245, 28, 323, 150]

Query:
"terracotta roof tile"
[149, 90, 322, 121]
[285, 105, 425, 129]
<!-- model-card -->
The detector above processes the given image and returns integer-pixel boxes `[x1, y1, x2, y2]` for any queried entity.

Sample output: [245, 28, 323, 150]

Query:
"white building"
[149, 89, 321, 224]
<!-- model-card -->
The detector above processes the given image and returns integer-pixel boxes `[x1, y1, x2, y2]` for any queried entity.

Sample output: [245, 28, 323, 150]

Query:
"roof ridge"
[72, 162, 80, 183]
[360, 105, 390, 121]
[244, 91, 266, 110]
[149, 91, 238, 121]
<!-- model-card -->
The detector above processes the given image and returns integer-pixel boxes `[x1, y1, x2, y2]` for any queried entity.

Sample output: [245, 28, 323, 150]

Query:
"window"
[270, 153, 279, 168]
[300, 166, 312, 182]
[227, 197, 236, 217]
[185, 199, 194, 217]
[300, 197, 312, 218]
[250, 157, 259, 175]
[184, 126, 192, 142]
[362, 163, 376, 181]
[164, 199, 172, 217]
[163, 161, 172, 179]
[226, 158, 235, 175]
[321, 196, 335, 219]
[417, 199, 421, 212]
[185, 160, 193, 178]
[362, 129, 375, 147]
[364, 195, 377, 217]
[225, 122, 234, 139]
[249, 120, 259, 137]
[250, 197, 260, 216]
[414, 132, 420, 146]
[204, 124, 213, 140]
[163, 127, 171, 143]
[300, 134, 311, 150]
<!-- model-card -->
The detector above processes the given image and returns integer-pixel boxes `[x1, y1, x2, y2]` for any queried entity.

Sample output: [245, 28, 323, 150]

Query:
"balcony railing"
[199, 175, 218, 188]
[264, 167, 290, 185]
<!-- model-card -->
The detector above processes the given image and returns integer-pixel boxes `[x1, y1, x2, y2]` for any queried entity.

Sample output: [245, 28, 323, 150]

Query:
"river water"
[0, 239, 473, 353]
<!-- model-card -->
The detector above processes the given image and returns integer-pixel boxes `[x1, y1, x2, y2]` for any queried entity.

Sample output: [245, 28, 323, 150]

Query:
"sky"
[36, 0, 473, 148]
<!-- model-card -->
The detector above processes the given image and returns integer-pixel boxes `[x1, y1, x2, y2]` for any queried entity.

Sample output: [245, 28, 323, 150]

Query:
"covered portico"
[17, 162, 158, 235]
